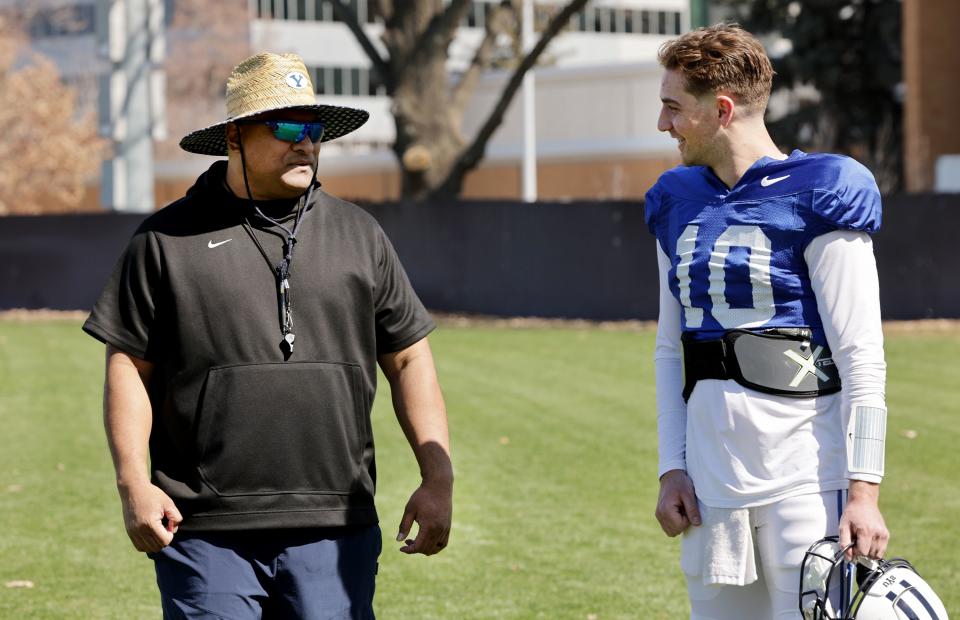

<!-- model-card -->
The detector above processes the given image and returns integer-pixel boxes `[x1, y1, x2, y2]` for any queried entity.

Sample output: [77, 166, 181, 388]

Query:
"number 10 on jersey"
[675, 224, 777, 330]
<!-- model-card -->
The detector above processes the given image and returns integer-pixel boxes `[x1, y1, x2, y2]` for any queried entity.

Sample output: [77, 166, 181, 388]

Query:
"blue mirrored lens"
[267, 121, 325, 143]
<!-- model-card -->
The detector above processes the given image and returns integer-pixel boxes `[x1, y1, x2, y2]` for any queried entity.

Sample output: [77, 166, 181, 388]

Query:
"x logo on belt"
[784, 346, 830, 387]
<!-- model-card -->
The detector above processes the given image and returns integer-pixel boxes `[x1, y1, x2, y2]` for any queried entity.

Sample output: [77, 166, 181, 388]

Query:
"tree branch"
[407, 0, 472, 67]
[328, 0, 393, 92]
[379, 2, 430, 90]
[434, 0, 589, 197]
[450, 2, 515, 116]
[380, 0, 414, 32]
[374, 0, 393, 24]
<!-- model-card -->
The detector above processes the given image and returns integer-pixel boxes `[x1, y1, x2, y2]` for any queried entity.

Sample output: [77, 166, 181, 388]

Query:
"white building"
[249, 0, 687, 200]
[4, 0, 690, 203]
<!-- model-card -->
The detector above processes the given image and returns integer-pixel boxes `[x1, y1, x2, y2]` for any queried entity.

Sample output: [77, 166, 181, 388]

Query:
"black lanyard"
[240, 189, 313, 355]
[235, 131, 317, 356]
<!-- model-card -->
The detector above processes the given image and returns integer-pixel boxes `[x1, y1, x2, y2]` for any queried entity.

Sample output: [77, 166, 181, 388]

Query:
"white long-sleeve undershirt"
[654, 230, 887, 491]
[805, 230, 887, 483]
[654, 241, 687, 479]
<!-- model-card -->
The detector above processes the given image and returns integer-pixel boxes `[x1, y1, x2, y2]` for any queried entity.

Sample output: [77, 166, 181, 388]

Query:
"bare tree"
[0, 16, 106, 215]
[331, 0, 589, 200]
[156, 0, 250, 160]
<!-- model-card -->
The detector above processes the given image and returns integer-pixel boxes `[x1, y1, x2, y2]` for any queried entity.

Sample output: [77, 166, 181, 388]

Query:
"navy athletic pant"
[150, 525, 381, 619]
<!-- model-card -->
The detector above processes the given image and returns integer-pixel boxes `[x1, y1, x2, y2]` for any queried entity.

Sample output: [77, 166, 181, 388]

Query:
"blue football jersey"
[645, 150, 882, 345]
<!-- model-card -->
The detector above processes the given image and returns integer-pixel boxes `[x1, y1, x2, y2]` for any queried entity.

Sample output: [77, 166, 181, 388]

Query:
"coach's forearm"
[379, 338, 452, 485]
[104, 345, 155, 488]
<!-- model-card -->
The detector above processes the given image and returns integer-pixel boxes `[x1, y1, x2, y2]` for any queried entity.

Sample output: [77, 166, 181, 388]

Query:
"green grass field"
[0, 317, 957, 619]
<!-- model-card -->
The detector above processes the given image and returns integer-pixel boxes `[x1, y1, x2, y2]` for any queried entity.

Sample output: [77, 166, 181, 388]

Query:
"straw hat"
[179, 52, 369, 156]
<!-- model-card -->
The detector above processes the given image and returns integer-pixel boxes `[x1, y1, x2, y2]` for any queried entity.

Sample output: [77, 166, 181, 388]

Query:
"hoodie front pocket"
[195, 361, 367, 497]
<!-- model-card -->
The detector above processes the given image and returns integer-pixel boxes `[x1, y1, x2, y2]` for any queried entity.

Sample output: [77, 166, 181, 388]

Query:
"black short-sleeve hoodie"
[83, 161, 435, 531]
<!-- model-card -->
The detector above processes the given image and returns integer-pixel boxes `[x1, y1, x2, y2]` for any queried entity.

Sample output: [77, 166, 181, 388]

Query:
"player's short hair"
[657, 23, 774, 111]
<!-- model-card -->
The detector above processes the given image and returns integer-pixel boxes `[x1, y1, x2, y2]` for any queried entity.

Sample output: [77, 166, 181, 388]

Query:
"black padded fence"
[1, 194, 957, 320]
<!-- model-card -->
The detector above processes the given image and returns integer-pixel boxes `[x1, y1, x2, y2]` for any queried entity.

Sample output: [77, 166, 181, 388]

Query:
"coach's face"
[226, 109, 320, 200]
[657, 69, 721, 168]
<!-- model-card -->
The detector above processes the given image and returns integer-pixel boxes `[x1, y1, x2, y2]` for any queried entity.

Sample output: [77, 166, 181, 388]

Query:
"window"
[366, 0, 381, 23]
[470, 1, 486, 29]
[464, 2, 475, 27]
[307, 65, 386, 97]
[332, 67, 343, 94]
[332, 0, 359, 22]
[349, 67, 362, 96]
[315, 0, 330, 21]
[257, 2, 684, 36]
[368, 68, 385, 96]
[594, 7, 611, 33]
[28, 4, 96, 37]
[310, 67, 325, 94]
[640, 10, 651, 34]
[577, 7, 590, 32]
[324, 67, 335, 93]
[301, 0, 316, 20]
[289, 0, 305, 20]
[611, 7, 625, 33]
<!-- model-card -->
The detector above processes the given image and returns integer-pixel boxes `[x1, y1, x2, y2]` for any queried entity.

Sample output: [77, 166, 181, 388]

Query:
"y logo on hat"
[286, 72, 308, 89]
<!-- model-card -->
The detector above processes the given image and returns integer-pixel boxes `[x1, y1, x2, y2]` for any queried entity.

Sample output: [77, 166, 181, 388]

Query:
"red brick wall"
[903, 0, 960, 191]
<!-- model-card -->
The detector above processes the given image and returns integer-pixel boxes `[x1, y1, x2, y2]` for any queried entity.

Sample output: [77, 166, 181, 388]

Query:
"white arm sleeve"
[804, 230, 887, 483]
[655, 241, 687, 478]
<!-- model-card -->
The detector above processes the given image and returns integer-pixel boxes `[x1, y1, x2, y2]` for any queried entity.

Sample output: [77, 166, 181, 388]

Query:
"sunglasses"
[242, 120, 325, 143]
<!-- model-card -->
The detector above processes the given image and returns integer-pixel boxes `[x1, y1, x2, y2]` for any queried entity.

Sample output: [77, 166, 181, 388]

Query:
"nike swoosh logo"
[760, 174, 790, 187]
[207, 239, 233, 249]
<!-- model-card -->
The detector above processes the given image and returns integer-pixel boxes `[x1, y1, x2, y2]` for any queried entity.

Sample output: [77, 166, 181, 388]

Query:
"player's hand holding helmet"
[800, 536, 948, 619]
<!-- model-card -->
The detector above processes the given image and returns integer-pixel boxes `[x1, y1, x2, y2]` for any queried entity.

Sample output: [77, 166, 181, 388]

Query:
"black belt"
[681, 328, 842, 402]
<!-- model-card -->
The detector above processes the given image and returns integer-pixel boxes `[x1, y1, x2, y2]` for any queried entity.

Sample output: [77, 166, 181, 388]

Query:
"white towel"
[681, 505, 758, 586]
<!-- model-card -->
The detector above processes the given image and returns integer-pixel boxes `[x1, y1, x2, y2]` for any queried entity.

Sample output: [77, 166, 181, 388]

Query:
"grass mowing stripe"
[0, 319, 957, 618]
[0, 320, 158, 619]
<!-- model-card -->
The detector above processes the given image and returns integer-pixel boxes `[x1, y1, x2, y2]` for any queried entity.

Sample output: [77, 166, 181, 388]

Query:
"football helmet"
[800, 536, 949, 619]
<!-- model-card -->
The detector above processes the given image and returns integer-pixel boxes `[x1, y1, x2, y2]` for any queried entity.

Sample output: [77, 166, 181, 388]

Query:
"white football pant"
[684, 490, 850, 620]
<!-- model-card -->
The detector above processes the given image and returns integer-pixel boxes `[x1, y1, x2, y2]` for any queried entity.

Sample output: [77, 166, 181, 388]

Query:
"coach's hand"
[655, 469, 701, 537]
[118, 481, 182, 553]
[397, 480, 452, 556]
[839, 480, 888, 562]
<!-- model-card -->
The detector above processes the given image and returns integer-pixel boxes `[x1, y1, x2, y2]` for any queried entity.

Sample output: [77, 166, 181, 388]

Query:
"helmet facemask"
[800, 536, 950, 620]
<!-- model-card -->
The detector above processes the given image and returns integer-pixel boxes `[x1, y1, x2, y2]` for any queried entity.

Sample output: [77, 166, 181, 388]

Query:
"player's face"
[231, 109, 321, 200]
[657, 69, 721, 167]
